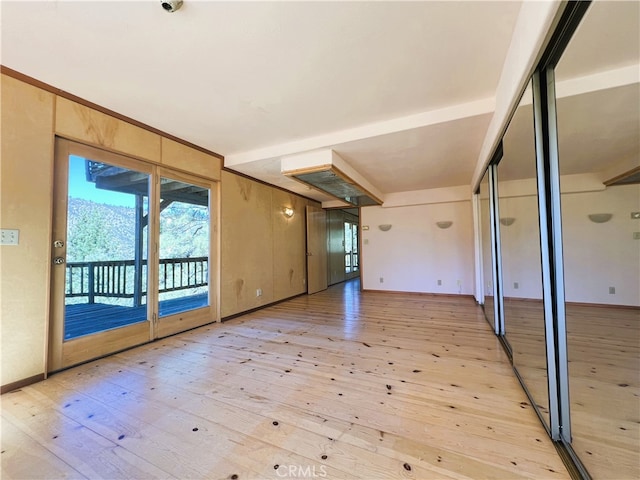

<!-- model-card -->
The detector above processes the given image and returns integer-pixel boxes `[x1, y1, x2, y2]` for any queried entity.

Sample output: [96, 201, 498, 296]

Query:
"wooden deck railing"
[66, 257, 208, 304]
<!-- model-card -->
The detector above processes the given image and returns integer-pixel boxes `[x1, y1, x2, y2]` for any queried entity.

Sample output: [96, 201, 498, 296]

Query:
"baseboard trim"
[221, 292, 308, 322]
[503, 297, 640, 310]
[362, 289, 475, 300]
[566, 301, 639, 310]
[1, 373, 45, 394]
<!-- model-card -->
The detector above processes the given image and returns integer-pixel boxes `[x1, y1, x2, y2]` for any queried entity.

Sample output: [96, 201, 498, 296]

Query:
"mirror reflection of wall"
[497, 82, 549, 425]
[555, 2, 639, 478]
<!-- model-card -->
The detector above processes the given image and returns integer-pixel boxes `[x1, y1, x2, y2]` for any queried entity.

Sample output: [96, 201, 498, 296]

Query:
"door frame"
[49, 139, 156, 371]
[154, 166, 218, 339]
[48, 138, 220, 372]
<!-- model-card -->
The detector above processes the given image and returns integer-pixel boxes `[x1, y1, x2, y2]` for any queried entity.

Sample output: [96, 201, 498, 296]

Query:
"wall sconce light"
[436, 221, 453, 229]
[588, 213, 612, 223]
[500, 217, 516, 227]
[283, 207, 294, 218]
[378, 224, 392, 231]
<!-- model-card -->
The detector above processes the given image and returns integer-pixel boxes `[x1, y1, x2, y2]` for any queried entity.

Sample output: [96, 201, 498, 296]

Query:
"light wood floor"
[1, 281, 568, 479]
[503, 299, 640, 480]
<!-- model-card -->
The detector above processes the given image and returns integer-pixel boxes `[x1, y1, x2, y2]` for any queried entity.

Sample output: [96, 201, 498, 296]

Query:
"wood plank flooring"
[1, 281, 568, 479]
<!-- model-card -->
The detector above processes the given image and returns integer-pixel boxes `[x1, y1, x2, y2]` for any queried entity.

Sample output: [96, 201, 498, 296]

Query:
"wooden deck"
[65, 293, 208, 339]
[2, 281, 569, 479]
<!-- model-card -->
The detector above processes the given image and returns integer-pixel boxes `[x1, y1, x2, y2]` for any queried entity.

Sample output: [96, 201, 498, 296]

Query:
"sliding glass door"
[344, 220, 359, 278]
[49, 140, 217, 371]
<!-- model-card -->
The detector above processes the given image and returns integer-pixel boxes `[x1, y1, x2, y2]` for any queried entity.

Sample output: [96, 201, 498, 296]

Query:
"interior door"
[306, 205, 328, 294]
[49, 139, 154, 371]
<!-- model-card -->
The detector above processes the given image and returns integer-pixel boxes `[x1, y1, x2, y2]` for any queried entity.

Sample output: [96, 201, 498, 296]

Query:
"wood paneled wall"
[220, 171, 315, 318]
[1, 75, 56, 388]
[0, 73, 222, 389]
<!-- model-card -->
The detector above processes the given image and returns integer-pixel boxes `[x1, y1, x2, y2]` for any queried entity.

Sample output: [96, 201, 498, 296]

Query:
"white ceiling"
[2, 1, 638, 204]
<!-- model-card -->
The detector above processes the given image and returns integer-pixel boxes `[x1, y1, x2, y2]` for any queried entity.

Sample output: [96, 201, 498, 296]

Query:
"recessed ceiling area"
[2, 1, 638, 204]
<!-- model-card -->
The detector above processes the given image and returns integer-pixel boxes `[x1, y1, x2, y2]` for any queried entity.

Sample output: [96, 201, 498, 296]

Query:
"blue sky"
[68, 155, 141, 208]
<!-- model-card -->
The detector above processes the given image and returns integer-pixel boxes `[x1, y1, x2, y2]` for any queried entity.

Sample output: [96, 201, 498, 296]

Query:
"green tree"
[67, 207, 113, 262]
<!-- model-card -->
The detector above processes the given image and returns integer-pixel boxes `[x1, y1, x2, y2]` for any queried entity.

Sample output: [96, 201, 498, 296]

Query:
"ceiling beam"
[226, 97, 495, 167]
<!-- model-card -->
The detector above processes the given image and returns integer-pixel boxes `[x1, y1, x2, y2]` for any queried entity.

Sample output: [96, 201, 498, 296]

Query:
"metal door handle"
[53, 240, 64, 248]
[53, 257, 65, 265]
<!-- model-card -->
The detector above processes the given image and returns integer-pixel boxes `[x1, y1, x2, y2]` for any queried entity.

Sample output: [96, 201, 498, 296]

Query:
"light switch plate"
[0, 229, 19, 245]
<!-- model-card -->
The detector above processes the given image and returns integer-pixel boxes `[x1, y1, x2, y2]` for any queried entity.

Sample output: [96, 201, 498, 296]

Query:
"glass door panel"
[351, 222, 358, 272]
[64, 156, 150, 339]
[343, 220, 359, 277]
[158, 176, 210, 317]
[344, 222, 353, 274]
[50, 139, 153, 372]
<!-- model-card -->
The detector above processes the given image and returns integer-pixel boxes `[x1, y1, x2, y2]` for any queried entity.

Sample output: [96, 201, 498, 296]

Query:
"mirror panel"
[498, 83, 549, 424]
[555, 2, 640, 477]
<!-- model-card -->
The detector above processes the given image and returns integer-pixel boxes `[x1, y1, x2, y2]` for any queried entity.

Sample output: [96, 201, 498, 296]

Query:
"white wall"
[361, 200, 474, 295]
[561, 184, 640, 306]
[498, 194, 544, 300]
[489, 183, 640, 306]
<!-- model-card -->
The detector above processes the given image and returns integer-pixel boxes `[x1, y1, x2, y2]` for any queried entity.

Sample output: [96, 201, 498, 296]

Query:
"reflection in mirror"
[555, 2, 639, 478]
[479, 171, 495, 329]
[497, 82, 549, 424]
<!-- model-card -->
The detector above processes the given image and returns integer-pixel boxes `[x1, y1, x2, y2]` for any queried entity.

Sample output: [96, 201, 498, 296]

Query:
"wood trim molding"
[362, 289, 476, 301]
[221, 292, 308, 322]
[503, 297, 640, 310]
[0, 65, 224, 162]
[222, 167, 321, 205]
[1, 373, 45, 395]
[604, 165, 640, 186]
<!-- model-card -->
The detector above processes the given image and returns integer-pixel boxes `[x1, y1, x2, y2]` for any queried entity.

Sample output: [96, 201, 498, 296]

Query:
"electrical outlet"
[514, 282, 519, 289]
[437, 279, 442, 286]
[633, 232, 640, 240]
[379, 277, 384, 283]
[0, 229, 19, 245]
[609, 286, 616, 295]
[256, 288, 262, 297]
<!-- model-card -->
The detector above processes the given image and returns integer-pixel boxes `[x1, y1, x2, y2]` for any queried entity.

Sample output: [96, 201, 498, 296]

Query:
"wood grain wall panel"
[272, 189, 307, 300]
[0, 74, 55, 387]
[161, 137, 221, 181]
[55, 96, 161, 162]
[221, 171, 274, 317]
